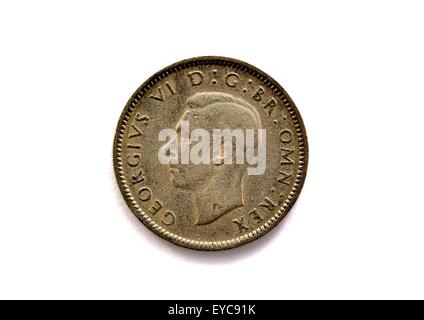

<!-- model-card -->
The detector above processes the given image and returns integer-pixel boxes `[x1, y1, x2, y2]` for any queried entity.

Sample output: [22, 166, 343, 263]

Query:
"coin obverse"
[113, 56, 308, 250]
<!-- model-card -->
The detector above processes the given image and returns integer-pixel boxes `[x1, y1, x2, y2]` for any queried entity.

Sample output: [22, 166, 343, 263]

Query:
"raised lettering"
[259, 197, 277, 211]
[277, 170, 292, 185]
[135, 113, 149, 124]
[148, 200, 163, 216]
[127, 154, 141, 167]
[149, 87, 163, 101]
[128, 124, 143, 139]
[263, 98, 277, 116]
[165, 81, 176, 95]
[161, 210, 176, 225]
[188, 71, 204, 86]
[138, 187, 151, 201]
[249, 208, 264, 223]
[232, 216, 249, 233]
[131, 169, 146, 185]
[280, 148, 294, 165]
[225, 72, 239, 87]
[279, 129, 293, 144]
[253, 86, 265, 101]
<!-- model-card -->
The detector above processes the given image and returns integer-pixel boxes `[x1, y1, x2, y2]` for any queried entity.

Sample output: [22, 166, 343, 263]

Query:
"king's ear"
[211, 141, 225, 166]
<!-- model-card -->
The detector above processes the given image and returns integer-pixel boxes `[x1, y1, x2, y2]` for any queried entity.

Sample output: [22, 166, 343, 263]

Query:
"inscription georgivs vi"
[113, 57, 308, 250]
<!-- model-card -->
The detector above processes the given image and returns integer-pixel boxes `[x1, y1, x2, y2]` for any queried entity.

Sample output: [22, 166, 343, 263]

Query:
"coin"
[113, 56, 308, 250]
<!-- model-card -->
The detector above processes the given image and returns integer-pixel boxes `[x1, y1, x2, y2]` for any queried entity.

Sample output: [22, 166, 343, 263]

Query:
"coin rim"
[113, 56, 309, 251]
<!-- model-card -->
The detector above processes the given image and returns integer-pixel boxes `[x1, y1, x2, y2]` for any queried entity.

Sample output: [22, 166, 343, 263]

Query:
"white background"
[0, 0, 423, 299]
